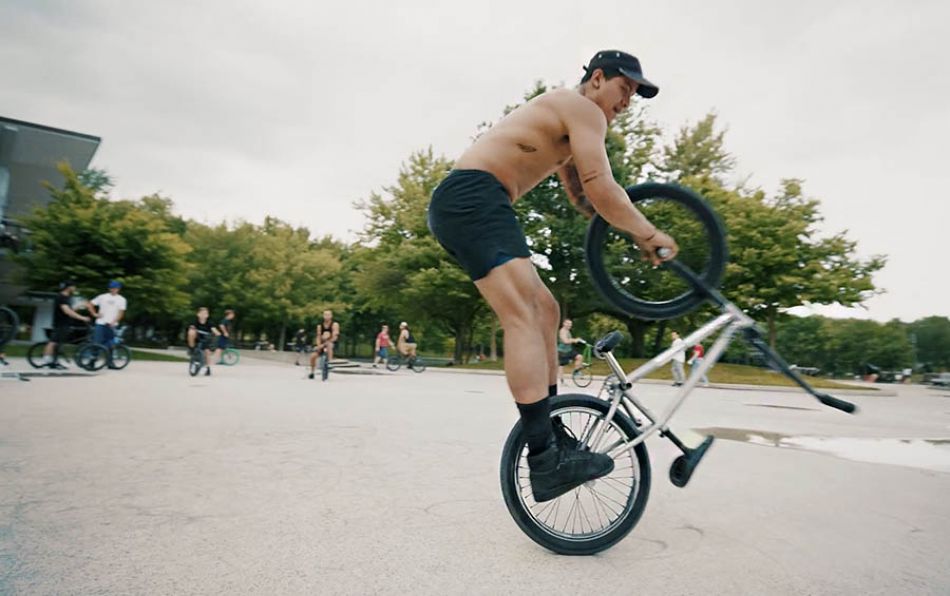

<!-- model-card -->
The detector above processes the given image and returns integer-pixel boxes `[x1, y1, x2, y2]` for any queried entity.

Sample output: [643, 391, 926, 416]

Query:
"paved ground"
[1, 358, 949, 595]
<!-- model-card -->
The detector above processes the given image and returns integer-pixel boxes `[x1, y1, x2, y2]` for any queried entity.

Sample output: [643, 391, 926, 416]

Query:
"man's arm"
[556, 161, 595, 219]
[61, 303, 89, 322]
[87, 297, 100, 319]
[114, 310, 125, 326]
[565, 99, 678, 264]
[330, 322, 340, 342]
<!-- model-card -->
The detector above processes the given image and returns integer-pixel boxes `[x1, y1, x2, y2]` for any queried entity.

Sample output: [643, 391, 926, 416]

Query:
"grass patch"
[457, 357, 864, 391]
[1, 343, 186, 362]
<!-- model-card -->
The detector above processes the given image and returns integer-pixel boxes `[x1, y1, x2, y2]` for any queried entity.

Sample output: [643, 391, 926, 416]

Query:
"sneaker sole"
[532, 457, 616, 503]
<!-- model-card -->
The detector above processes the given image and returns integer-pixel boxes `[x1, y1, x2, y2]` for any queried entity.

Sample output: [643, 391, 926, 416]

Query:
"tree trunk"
[651, 320, 667, 357]
[624, 317, 646, 357]
[453, 326, 465, 364]
[489, 316, 498, 361]
[278, 320, 287, 353]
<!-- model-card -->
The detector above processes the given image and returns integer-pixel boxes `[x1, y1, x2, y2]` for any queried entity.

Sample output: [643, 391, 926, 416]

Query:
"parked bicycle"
[27, 324, 108, 371]
[385, 352, 426, 373]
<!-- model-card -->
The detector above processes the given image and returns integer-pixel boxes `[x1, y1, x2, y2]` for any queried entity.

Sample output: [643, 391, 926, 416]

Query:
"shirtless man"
[428, 50, 678, 502]
[309, 310, 340, 380]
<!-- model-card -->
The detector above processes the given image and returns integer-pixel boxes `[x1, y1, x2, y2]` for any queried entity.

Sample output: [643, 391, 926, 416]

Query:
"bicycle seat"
[594, 331, 624, 354]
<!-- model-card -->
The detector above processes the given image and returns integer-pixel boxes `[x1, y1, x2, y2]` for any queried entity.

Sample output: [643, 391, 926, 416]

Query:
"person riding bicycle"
[396, 322, 418, 361]
[214, 309, 236, 364]
[557, 318, 586, 384]
[187, 307, 220, 376]
[428, 50, 678, 502]
[86, 280, 127, 349]
[309, 310, 339, 380]
[43, 280, 91, 369]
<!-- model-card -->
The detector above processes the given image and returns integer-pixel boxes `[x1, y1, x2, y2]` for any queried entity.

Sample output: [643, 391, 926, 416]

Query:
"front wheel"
[385, 355, 402, 371]
[320, 353, 329, 381]
[27, 342, 49, 368]
[572, 366, 593, 388]
[77, 343, 109, 371]
[188, 350, 204, 377]
[108, 345, 132, 370]
[500, 394, 652, 555]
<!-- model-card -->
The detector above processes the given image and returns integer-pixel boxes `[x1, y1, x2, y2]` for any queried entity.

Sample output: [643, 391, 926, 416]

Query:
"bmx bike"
[188, 330, 215, 376]
[27, 324, 109, 371]
[499, 182, 856, 555]
[566, 339, 593, 388]
[385, 352, 426, 373]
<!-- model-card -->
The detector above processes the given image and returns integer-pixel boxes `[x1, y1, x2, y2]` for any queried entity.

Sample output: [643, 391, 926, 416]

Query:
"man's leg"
[573, 353, 584, 372]
[672, 360, 684, 385]
[308, 348, 318, 378]
[187, 329, 197, 350]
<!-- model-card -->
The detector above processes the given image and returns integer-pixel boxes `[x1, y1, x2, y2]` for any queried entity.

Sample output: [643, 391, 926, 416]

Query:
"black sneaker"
[308, 372, 314, 380]
[551, 415, 580, 451]
[205, 367, 211, 376]
[527, 445, 614, 503]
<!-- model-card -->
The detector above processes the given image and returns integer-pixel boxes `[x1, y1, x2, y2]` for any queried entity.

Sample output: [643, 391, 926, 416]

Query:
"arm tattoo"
[517, 143, 538, 153]
[561, 164, 595, 218]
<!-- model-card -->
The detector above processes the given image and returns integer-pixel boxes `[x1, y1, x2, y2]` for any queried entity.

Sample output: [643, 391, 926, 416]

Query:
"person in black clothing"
[293, 328, 308, 366]
[187, 307, 220, 376]
[213, 309, 236, 364]
[308, 310, 339, 379]
[43, 280, 91, 368]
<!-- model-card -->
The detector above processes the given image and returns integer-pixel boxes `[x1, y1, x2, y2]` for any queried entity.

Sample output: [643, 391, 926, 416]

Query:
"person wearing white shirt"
[87, 280, 127, 347]
[670, 330, 686, 387]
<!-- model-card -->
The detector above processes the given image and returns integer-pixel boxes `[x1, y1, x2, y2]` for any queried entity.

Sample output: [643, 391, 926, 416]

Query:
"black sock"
[517, 397, 555, 456]
[548, 384, 557, 397]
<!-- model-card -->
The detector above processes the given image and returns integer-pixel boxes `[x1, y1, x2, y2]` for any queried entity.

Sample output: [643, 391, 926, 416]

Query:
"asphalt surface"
[1, 359, 949, 595]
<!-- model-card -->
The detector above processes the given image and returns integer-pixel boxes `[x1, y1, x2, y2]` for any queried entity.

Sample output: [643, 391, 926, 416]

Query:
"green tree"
[352, 148, 484, 362]
[908, 316, 950, 370]
[17, 164, 190, 321]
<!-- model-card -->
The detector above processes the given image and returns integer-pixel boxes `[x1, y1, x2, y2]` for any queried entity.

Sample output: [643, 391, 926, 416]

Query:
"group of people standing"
[40, 279, 127, 369]
[670, 330, 710, 387]
[290, 310, 420, 378]
[185, 307, 236, 376]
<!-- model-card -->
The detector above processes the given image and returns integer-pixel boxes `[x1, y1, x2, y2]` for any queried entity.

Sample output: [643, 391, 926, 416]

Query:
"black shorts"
[428, 169, 531, 281]
[558, 349, 578, 366]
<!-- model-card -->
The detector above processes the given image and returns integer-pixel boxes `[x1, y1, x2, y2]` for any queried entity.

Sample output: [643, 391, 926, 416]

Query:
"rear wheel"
[386, 355, 402, 371]
[108, 345, 132, 370]
[500, 394, 651, 555]
[572, 366, 593, 388]
[0, 306, 18, 346]
[221, 348, 239, 366]
[409, 357, 426, 373]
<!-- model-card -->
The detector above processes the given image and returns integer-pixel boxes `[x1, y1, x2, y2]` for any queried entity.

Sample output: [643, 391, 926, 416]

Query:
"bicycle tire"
[109, 344, 132, 370]
[189, 350, 203, 377]
[0, 306, 18, 346]
[385, 355, 401, 372]
[27, 342, 49, 368]
[320, 354, 329, 381]
[410, 357, 426, 373]
[585, 182, 728, 320]
[500, 394, 651, 555]
[572, 366, 593, 388]
[77, 343, 109, 371]
[221, 348, 239, 366]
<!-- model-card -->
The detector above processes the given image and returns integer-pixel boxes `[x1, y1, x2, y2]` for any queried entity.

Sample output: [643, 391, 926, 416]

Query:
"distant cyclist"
[557, 318, 585, 384]
[187, 307, 220, 376]
[214, 309, 236, 364]
[309, 310, 339, 380]
[397, 322, 418, 361]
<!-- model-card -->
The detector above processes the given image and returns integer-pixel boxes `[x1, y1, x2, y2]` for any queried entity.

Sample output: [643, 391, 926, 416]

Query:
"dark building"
[0, 116, 101, 340]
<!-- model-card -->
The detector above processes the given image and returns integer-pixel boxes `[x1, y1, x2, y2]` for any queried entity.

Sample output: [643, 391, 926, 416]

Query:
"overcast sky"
[2, 0, 947, 322]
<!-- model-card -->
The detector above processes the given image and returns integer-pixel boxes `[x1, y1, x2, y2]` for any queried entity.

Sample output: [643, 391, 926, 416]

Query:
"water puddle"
[694, 427, 950, 473]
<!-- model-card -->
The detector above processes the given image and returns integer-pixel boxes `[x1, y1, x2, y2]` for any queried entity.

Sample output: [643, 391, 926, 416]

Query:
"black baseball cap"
[583, 50, 659, 99]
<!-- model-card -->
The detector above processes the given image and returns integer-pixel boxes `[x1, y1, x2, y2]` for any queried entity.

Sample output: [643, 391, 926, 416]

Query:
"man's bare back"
[456, 88, 583, 202]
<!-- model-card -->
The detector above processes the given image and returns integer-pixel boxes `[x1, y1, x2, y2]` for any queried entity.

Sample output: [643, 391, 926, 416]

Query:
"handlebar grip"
[816, 393, 857, 414]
